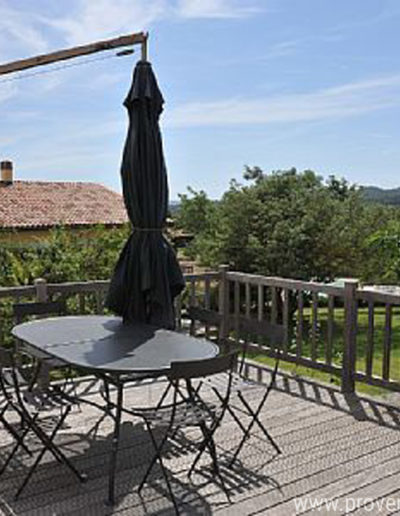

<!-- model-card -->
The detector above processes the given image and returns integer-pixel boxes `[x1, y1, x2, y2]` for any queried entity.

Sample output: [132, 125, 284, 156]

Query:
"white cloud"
[0, 81, 17, 107]
[0, 1, 48, 61]
[46, 0, 167, 46]
[175, 0, 261, 19]
[40, 0, 262, 46]
[0, 0, 264, 65]
[165, 75, 400, 127]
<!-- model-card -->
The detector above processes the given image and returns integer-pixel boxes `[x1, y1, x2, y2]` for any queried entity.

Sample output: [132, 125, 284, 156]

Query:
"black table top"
[12, 315, 219, 375]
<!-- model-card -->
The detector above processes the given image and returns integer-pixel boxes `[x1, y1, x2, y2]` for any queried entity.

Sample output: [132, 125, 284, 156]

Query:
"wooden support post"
[296, 290, 304, 359]
[33, 278, 50, 388]
[218, 265, 229, 350]
[141, 33, 149, 61]
[341, 279, 359, 394]
[34, 278, 48, 303]
[282, 288, 289, 352]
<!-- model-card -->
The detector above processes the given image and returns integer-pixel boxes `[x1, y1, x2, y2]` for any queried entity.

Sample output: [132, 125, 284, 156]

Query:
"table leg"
[107, 381, 123, 505]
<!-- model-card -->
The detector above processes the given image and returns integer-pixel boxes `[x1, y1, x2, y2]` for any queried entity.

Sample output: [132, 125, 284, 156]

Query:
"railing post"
[218, 265, 229, 349]
[34, 278, 48, 303]
[33, 278, 50, 388]
[341, 279, 359, 394]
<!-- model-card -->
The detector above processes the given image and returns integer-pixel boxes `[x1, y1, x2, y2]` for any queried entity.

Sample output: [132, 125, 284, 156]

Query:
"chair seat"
[40, 357, 68, 367]
[119, 371, 163, 383]
[23, 347, 67, 367]
[1, 364, 76, 412]
[99, 372, 160, 398]
[204, 371, 266, 393]
[132, 400, 219, 427]
[22, 387, 73, 411]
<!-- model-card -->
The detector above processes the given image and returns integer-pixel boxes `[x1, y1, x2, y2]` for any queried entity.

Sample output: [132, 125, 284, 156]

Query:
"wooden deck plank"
[220, 447, 400, 516]
[272, 456, 400, 515]
[340, 482, 400, 515]
[0, 369, 399, 516]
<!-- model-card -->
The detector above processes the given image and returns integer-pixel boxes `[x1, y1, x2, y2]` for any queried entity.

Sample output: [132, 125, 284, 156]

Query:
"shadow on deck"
[1, 365, 400, 516]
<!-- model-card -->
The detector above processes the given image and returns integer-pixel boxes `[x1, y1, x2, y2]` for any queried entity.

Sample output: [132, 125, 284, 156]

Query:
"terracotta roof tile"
[0, 181, 128, 229]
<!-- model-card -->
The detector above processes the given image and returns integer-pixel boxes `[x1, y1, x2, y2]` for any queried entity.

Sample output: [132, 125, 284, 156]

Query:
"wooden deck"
[1, 364, 400, 516]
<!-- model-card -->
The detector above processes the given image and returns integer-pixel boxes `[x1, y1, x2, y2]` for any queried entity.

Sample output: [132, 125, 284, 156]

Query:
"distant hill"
[360, 186, 400, 206]
[170, 189, 400, 208]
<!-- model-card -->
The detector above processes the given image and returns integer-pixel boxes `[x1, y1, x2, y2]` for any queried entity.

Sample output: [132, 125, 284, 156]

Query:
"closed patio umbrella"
[106, 60, 184, 328]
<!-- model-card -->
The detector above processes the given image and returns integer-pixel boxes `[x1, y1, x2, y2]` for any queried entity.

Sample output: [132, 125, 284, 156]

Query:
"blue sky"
[0, 0, 399, 199]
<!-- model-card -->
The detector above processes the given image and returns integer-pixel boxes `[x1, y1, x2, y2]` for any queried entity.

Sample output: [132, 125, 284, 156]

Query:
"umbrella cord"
[0, 51, 130, 85]
[132, 227, 164, 232]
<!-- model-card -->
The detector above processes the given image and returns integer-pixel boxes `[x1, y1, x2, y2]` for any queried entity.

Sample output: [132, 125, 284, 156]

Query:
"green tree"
[0, 225, 130, 286]
[176, 187, 216, 235]
[366, 220, 400, 283]
[177, 167, 389, 282]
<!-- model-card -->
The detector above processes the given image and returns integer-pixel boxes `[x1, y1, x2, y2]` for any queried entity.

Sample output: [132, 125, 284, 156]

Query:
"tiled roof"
[0, 181, 128, 229]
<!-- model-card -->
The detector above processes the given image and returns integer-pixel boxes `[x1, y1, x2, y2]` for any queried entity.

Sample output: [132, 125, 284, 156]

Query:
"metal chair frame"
[14, 301, 70, 378]
[0, 374, 32, 458]
[13, 300, 83, 407]
[126, 352, 238, 515]
[0, 346, 87, 499]
[188, 307, 283, 465]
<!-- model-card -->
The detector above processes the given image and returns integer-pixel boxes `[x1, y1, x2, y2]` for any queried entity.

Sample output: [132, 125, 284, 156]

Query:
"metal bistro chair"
[188, 306, 283, 466]
[0, 346, 87, 499]
[0, 358, 32, 460]
[127, 351, 238, 515]
[13, 301, 76, 392]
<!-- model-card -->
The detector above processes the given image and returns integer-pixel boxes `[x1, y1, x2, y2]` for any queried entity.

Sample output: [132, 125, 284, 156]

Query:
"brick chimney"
[0, 160, 13, 185]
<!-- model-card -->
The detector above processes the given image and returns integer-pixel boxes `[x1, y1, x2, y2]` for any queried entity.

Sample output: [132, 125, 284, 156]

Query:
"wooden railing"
[182, 266, 400, 394]
[1, 267, 399, 394]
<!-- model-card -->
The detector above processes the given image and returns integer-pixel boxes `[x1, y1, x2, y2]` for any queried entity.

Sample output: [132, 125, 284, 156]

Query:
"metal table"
[12, 315, 219, 504]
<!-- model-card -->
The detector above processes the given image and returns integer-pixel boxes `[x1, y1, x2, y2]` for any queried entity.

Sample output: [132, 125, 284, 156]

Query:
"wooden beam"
[0, 32, 147, 77]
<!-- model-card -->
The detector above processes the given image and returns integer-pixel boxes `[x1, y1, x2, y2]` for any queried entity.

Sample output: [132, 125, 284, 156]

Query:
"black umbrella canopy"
[106, 61, 184, 328]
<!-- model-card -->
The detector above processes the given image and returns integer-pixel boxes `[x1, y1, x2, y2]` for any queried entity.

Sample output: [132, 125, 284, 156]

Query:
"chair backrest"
[186, 305, 283, 380]
[0, 345, 39, 419]
[232, 315, 284, 344]
[187, 306, 222, 327]
[13, 301, 66, 324]
[169, 351, 238, 381]
[0, 346, 13, 370]
[186, 306, 284, 349]
[0, 346, 18, 396]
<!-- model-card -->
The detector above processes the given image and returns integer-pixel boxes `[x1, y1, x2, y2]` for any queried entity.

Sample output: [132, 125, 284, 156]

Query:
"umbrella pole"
[141, 33, 149, 61]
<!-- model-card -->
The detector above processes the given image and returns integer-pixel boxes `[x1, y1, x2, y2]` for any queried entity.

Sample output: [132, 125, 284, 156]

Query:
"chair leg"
[188, 438, 206, 478]
[207, 437, 230, 502]
[138, 425, 169, 492]
[107, 383, 123, 506]
[87, 410, 108, 439]
[0, 411, 32, 459]
[0, 415, 35, 476]
[139, 423, 179, 515]
[229, 390, 281, 467]
[188, 401, 227, 480]
[14, 407, 86, 500]
[63, 367, 81, 412]
[154, 381, 172, 409]
[239, 391, 281, 452]
[103, 379, 111, 407]
[189, 420, 230, 502]
[26, 407, 86, 481]
[188, 422, 216, 479]
[201, 422, 230, 501]
[212, 387, 248, 435]
[188, 416, 218, 478]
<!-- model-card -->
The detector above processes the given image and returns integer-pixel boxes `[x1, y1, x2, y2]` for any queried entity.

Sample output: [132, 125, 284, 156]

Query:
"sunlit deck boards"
[0, 366, 399, 516]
